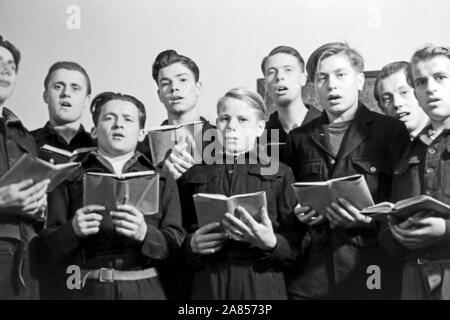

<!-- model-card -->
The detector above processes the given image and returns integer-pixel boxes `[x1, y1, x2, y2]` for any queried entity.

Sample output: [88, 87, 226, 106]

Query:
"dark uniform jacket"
[39, 151, 184, 299]
[285, 103, 410, 299]
[264, 105, 322, 164]
[31, 122, 95, 163]
[178, 151, 303, 300]
[379, 128, 450, 299]
[0, 107, 40, 299]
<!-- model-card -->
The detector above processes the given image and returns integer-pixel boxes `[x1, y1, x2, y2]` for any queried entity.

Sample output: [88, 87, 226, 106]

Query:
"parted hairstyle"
[406, 44, 450, 87]
[90, 91, 146, 129]
[44, 61, 92, 95]
[152, 49, 200, 84]
[217, 87, 266, 121]
[260, 45, 305, 75]
[306, 42, 364, 81]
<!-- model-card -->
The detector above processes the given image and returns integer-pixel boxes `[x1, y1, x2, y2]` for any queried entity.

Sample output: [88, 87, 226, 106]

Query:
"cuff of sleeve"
[259, 233, 290, 262]
[140, 223, 168, 260]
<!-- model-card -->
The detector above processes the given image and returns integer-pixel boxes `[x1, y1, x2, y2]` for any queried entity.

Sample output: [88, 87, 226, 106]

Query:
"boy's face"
[314, 53, 364, 118]
[216, 98, 265, 154]
[411, 55, 450, 123]
[44, 68, 90, 125]
[0, 46, 17, 105]
[378, 69, 426, 133]
[157, 62, 201, 116]
[264, 53, 306, 107]
[92, 99, 145, 157]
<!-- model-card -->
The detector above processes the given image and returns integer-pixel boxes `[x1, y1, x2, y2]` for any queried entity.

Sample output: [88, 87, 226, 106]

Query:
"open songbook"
[0, 153, 80, 192]
[40, 144, 96, 163]
[193, 191, 267, 227]
[361, 195, 450, 222]
[147, 120, 204, 165]
[291, 174, 374, 215]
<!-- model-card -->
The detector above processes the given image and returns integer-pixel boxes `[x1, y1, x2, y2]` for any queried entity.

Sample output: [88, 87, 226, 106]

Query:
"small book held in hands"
[41, 144, 97, 164]
[0, 153, 80, 192]
[291, 174, 374, 215]
[147, 121, 204, 165]
[83, 171, 160, 216]
[361, 195, 450, 222]
[193, 191, 267, 227]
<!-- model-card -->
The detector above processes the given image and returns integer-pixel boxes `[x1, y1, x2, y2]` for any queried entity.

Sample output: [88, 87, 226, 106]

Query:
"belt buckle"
[99, 268, 115, 283]
[417, 258, 428, 265]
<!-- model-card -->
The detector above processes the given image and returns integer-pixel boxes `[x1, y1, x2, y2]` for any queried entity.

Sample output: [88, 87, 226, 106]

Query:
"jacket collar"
[33, 121, 90, 142]
[310, 102, 374, 159]
[82, 150, 154, 173]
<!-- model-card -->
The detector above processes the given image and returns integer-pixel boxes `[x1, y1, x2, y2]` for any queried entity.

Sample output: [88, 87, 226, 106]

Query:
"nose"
[328, 74, 338, 90]
[392, 93, 404, 112]
[170, 80, 180, 92]
[226, 118, 238, 131]
[426, 77, 438, 94]
[276, 70, 285, 81]
[60, 86, 70, 97]
[113, 117, 124, 128]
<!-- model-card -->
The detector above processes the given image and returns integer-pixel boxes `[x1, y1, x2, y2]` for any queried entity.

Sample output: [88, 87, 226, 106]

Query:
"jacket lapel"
[336, 104, 373, 160]
[309, 113, 335, 158]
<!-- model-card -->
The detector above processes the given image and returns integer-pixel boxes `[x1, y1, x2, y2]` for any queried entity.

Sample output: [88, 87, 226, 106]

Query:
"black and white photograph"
[1, 0, 450, 310]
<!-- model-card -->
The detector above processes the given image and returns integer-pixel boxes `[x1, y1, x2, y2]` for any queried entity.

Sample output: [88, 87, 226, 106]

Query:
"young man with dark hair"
[40, 91, 184, 299]
[138, 50, 216, 180]
[32, 61, 94, 163]
[261, 46, 321, 163]
[374, 61, 429, 139]
[286, 42, 410, 299]
[381, 45, 450, 299]
[0, 35, 49, 299]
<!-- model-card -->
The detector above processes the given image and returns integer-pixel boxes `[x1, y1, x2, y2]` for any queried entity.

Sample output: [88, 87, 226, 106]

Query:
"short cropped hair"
[0, 35, 21, 72]
[374, 61, 409, 103]
[217, 87, 266, 121]
[260, 46, 305, 75]
[306, 42, 364, 81]
[407, 44, 450, 87]
[152, 49, 200, 83]
[44, 61, 92, 95]
[90, 92, 146, 129]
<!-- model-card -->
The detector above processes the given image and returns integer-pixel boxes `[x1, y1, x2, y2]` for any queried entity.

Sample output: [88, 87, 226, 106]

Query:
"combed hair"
[152, 49, 200, 83]
[306, 42, 364, 81]
[406, 44, 450, 87]
[90, 92, 146, 129]
[260, 45, 305, 75]
[374, 61, 409, 103]
[44, 61, 92, 95]
[217, 87, 266, 121]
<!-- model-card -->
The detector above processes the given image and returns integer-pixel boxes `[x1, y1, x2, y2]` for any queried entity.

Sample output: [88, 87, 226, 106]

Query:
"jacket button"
[426, 167, 434, 173]
[9, 157, 14, 163]
[370, 166, 377, 172]
[428, 148, 436, 155]
[425, 190, 432, 195]
[330, 159, 335, 165]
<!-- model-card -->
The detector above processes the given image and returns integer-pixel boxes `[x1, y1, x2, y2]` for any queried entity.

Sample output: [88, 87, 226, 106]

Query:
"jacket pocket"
[352, 158, 390, 201]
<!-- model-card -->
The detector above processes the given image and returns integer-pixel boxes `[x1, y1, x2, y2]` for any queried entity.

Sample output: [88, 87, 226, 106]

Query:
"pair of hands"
[163, 143, 195, 180]
[294, 198, 373, 229]
[0, 179, 49, 218]
[388, 212, 447, 250]
[190, 206, 277, 255]
[72, 204, 147, 242]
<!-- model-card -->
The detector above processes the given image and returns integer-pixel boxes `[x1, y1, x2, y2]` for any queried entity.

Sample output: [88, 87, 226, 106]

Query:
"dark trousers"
[0, 239, 39, 300]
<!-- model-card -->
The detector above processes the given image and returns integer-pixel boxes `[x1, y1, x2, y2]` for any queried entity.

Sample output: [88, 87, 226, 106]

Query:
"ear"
[195, 81, 202, 97]
[84, 94, 92, 109]
[157, 88, 164, 104]
[90, 127, 97, 139]
[299, 72, 307, 87]
[43, 91, 48, 104]
[137, 128, 146, 142]
[357, 72, 365, 91]
[256, 120, 266, 137]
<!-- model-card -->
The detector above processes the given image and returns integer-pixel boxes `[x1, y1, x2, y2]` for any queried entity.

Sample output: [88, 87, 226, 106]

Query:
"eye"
[436, 74, 447, 81]
[400, 90, 410, 96]
[72, 86, 81, 92]
[414, 79, 426, 87]
[180, 78, 188, 82]
[53, 83, 62, 90]
[159, 81, 169, 88]
[239, 117, 249, 122]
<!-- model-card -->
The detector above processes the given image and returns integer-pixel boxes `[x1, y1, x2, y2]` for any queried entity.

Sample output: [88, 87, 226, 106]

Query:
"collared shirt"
[31, 121, 94, 163]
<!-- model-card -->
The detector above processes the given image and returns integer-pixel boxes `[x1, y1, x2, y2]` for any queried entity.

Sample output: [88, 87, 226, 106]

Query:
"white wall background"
[1, 0, 449, 131]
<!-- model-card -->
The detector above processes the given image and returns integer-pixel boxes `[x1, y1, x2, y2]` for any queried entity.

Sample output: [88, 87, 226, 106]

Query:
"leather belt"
[81, 267, 158, 286]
